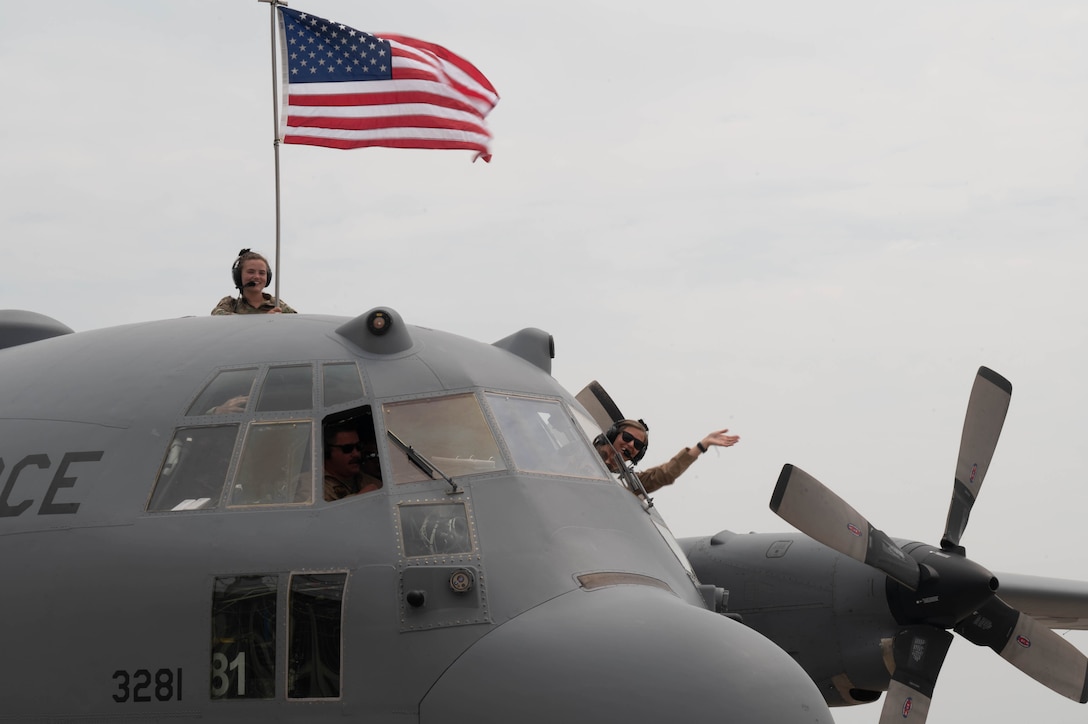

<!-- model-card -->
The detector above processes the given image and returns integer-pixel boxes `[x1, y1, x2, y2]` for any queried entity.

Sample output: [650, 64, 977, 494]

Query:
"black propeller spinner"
[769, 367, 1088, 724]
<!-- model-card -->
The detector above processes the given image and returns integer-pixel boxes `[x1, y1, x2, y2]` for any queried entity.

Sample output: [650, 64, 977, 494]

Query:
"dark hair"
[324, 422, 359, 458]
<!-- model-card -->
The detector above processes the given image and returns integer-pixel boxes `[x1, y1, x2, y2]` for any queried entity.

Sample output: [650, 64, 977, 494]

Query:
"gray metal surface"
[0, 307, 832, 723]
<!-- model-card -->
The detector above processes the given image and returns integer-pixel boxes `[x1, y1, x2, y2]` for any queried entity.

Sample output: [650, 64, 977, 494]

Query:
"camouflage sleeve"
[210, 296, 237, 315]
[636, 447, 700, 494]
[278, 299, 299, 314]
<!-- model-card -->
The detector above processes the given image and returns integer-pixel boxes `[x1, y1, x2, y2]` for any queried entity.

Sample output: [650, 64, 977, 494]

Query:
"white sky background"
[2, 1, 1087, 721]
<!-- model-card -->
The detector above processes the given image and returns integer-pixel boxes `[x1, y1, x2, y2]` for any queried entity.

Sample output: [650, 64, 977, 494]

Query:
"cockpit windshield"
[485, 393, 607, 480]
[382, 392, 608, 484]
[383, 394, 505, 483]
[151, 365, 610, 512]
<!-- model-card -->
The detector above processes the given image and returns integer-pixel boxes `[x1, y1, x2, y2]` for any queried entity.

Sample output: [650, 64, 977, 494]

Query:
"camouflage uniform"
[211, 294, 298, 315]
[634, 447, 701, 494]
[324, 472, 383, 502]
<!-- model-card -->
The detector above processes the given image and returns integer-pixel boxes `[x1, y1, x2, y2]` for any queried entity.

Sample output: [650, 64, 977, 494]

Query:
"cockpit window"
[147, 425, 239, 511]
[256, 365, 314, 413]
[211, 575, 277, 700]
[288, 572, 347, 699]
[155, 364, 367, 512]
[571, 407, 604, 450]
[398, 502, 473, 557]
[485, 393, 608, 480]
[322, 363, 364, 407]
[186, 368, 258, 416]
[383, 394, 505, 483]
[228, 421, 313, 506]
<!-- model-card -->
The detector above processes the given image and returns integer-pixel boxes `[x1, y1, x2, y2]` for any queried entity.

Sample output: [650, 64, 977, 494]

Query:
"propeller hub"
[887, 543, 998, 628]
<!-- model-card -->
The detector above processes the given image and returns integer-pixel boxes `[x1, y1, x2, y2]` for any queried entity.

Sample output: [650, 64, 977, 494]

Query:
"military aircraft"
[3, 308, 1086, 724]
[0, 307, 834, 723]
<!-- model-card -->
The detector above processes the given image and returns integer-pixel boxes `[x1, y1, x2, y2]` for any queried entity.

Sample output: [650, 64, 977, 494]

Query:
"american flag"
[277, 7, 499, 160]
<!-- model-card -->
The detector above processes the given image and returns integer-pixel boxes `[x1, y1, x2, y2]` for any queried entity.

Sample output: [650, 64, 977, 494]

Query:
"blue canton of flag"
[281, 9, 392, 83]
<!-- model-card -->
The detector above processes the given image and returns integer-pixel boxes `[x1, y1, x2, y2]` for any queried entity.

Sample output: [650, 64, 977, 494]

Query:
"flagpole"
[259, 0, 286, 308]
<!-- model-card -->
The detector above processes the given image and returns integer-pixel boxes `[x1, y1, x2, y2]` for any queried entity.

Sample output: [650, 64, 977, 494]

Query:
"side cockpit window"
[322, 406, 383, 502]
[147, 425, 239, 511]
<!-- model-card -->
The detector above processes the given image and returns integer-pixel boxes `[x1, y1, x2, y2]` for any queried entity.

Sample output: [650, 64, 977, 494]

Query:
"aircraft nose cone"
[421, 584, 832, 723]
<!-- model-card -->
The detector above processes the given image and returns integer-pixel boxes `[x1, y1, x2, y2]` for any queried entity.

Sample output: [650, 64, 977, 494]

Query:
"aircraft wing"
[996, 572, 1088, 630]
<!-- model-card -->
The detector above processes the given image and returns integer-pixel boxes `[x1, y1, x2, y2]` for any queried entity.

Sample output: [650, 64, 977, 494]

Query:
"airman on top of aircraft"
[211, 248, 297, 315]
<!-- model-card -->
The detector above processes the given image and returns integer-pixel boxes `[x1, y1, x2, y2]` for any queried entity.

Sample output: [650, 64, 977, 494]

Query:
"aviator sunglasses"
[331, 442, 379, 458]
[332, 443, 361, 454]
[620, 430, 646, 451]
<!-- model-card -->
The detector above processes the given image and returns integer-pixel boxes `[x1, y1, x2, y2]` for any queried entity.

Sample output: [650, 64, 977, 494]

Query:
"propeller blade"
[955, 596, 1088, 702]
[878, 626, 954, 724]
[942, 367, 1012, 550]
[770, 464, 921, 589]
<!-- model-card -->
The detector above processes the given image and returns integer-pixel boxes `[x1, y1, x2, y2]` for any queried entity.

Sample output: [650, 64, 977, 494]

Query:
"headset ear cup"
[605, 424, 619, 443]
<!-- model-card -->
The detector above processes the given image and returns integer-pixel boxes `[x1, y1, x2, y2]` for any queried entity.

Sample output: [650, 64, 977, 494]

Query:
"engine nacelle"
[681, 530, 902, 707]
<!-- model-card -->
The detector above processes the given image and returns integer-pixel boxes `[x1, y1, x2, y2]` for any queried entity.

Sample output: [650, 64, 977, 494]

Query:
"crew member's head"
[231, 248, 273, 291]
[324, 424, 362, 481]
[596, 419, 649, 471]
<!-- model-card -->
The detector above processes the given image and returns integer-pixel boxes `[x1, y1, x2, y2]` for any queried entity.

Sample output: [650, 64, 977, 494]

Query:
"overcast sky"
[2, 1, 1087, 721]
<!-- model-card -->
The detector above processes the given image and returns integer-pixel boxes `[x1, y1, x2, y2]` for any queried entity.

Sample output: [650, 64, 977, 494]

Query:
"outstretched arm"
[695, 428, 740, 453]
[633, 428, 742, 496]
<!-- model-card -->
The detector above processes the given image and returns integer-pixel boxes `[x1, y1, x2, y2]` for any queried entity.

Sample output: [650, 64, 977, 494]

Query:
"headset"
[596, 418, 650, 464]
[231, 248, 272, 291]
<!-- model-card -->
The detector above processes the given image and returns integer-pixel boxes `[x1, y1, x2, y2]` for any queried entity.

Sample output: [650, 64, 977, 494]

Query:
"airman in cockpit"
[323, 424, 383, 501]
[595, 419, 740, 495]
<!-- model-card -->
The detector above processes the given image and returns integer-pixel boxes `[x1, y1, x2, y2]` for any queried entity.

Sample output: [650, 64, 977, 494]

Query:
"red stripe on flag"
[287, 113, 488, 135]
[287, 90, 483, 116]
[283, 134, 489, 153]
